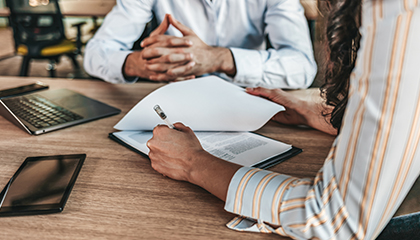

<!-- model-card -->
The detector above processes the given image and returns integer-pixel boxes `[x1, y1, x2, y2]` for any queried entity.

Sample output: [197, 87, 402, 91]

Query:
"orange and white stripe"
[225, 1, 420, 239]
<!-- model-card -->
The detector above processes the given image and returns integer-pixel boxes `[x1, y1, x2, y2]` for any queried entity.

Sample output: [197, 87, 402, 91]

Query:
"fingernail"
[140, 41, 144, 47]
[186, 40, 193, 45]
[245, 87, 254, 92]
[189, 61, 196, 67]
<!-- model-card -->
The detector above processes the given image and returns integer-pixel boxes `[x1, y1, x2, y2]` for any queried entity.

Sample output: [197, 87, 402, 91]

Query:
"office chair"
[6, 0, 85, 77]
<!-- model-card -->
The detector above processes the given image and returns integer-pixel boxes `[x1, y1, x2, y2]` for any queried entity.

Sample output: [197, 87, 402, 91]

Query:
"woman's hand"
[147, 123, 241, 201]
[246, 87, 337, 136]
[146, 123, 206, 182]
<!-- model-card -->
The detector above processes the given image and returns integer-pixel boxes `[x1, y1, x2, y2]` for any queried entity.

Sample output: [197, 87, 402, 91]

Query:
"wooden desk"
[0, 77, 417, 238]
[0, 0, 115, 18]
[0, 77, 335, 239]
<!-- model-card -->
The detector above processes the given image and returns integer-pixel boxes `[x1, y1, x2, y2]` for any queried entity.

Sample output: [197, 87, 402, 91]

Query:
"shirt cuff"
[229, 48, 263, 87]
[225, 167, 293, 224]
[107, 50, 138, 84]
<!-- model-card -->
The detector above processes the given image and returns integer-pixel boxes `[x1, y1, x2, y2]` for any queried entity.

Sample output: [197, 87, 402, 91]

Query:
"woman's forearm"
[188, 151, 242, 201]
[147, 123, 242, 201]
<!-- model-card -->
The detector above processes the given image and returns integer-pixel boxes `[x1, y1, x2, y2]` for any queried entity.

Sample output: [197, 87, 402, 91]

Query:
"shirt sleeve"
[225, 1, 420, 239]
[83, 0, 154, 84]
[230, 0, 317, 89]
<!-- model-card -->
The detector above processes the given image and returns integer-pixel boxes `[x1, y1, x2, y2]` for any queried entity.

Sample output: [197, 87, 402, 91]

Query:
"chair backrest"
[6, 0, 65, 54]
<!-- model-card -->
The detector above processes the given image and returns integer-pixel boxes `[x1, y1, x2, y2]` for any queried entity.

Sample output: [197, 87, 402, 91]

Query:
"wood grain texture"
[0, 76, 335, 240]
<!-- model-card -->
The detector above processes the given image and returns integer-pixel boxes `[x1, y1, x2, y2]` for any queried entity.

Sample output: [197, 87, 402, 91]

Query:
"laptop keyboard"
[5, 95, 83, 129]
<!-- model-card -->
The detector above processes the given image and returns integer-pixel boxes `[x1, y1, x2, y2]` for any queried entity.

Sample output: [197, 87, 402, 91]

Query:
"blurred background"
[0, 0, 327, 87]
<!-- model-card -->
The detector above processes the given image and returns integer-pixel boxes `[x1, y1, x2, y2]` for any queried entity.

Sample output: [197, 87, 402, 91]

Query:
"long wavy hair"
[320, 0, 362, 132]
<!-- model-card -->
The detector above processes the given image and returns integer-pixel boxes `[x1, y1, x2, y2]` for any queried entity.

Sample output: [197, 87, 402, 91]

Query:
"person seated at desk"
[83, 0, 316, 88]
[146, 0, 420, 239]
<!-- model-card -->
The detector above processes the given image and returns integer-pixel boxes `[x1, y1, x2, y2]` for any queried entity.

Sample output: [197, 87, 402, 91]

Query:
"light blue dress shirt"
[84, 0, 317, 88]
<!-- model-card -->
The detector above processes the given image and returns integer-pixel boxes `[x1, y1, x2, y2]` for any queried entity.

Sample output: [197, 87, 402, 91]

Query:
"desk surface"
[0, 77, 336, 239]
[0, 0, 116, 18]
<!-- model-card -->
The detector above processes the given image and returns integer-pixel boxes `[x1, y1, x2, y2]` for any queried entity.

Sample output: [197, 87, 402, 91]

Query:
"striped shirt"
[224, 1, 420, 239]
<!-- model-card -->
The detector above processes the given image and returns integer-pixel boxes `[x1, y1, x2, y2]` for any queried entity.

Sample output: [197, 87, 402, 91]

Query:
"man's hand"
[140, 14, 237, 81]
[123, 14, 195, 81]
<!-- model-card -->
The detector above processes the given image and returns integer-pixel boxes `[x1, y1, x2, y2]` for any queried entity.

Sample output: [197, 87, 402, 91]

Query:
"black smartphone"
[0, 154, 86, 217]
[0, 82, 49, 99]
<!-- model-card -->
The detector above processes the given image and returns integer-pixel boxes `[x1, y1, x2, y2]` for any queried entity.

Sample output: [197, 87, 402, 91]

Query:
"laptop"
[0, 87, 121, 135]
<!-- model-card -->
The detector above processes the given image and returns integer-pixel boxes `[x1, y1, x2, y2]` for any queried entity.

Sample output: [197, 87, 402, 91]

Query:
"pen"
[153, 105, 175, 129]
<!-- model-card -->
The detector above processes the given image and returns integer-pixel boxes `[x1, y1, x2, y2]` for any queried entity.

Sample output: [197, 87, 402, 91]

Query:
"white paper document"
[113, 76, 284, 132]
[111, 76, 299, 168]
[112, 131, 292, 167]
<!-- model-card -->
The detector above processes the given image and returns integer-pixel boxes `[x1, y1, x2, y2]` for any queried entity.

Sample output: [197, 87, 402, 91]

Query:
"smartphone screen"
[0, 154, 85, 217]
[0, 82, 49, 98]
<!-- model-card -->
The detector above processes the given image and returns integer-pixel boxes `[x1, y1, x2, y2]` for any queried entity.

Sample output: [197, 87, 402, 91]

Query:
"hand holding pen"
[153, 105, 175, 129]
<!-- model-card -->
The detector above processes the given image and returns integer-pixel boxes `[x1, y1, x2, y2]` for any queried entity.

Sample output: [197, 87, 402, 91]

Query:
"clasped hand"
[124, 14, 235, 81]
